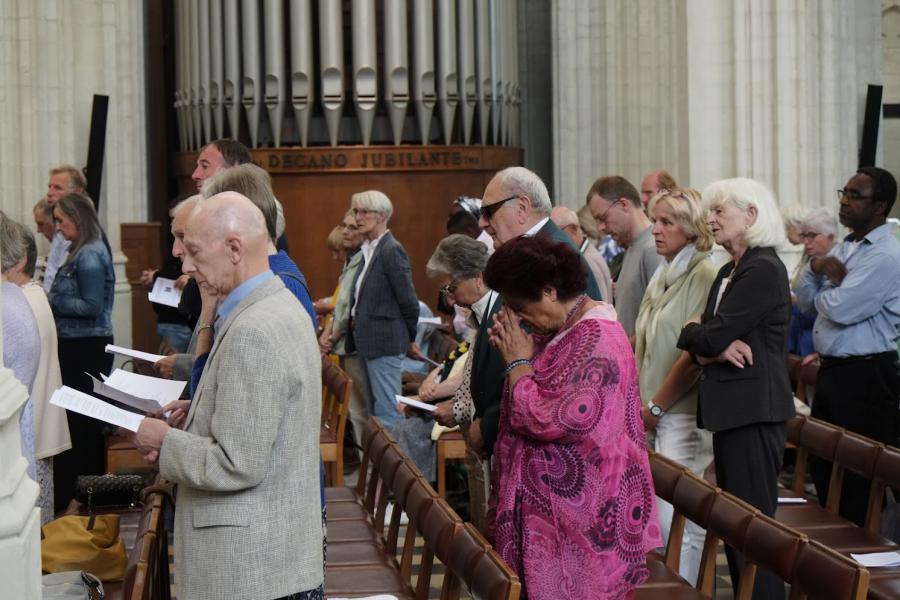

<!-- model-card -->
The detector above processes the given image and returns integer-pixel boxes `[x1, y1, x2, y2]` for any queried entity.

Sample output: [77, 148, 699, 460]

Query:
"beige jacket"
[160, 276, 324, 599]
[22, 283, 71, 459]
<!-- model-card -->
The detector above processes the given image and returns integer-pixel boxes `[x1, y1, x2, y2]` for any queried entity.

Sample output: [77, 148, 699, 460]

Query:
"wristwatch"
[648, 401, 666, 418]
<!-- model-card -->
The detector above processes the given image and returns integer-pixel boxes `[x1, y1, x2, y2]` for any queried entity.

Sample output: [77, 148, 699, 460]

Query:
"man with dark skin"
[795, 166, 900, 527]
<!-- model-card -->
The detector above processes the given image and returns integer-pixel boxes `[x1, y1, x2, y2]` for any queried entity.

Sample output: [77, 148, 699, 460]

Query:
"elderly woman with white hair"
[677, 178, 795, 600]
[789, 207, 838, 358]
[349, 190, 420, 428]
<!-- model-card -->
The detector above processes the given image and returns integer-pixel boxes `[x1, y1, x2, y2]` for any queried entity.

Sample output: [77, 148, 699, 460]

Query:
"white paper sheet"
[148, 276, 183, 308]
[851, 551, 900, 567]
[51, 386, 144, 432]
[417, 316, 443, 326]
[105, 344, 166, 364]
[777, 497, 808, 504]
[89, 374, 161, 414]
[104, 369, 186, 405]
[395, 395, 436, 412]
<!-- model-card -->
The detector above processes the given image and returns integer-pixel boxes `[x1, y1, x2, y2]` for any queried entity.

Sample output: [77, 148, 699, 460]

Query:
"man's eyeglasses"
[837, 188, 874, 202]
[440, 280, 460, 296]
[592, 198, 619, 224]
[478, 195, 519, 220]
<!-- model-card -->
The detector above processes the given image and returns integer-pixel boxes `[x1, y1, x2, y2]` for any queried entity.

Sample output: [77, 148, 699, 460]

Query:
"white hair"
[801, 207, 838, 238]
[496, 166, 552, 216]
[781, 203, 810, 228]
[172, 194, 202, 218]
[703, 178, 786, 249]
[352, 190, 393, 221]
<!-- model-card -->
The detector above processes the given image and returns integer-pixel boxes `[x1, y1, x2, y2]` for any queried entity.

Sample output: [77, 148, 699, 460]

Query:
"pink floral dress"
[489, 305, 663, 599]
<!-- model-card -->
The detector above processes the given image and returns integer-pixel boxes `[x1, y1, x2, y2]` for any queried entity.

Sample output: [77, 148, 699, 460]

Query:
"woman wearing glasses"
[392, 236, 489, 493]
[677, 178, 794, 600]
[633, 187, 717, 584]
[348, 190, 420, 429]
[788, 208, 838, 359]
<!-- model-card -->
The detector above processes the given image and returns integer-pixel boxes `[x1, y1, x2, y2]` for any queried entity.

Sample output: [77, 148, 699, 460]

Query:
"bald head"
[550, 206, 584, 246]
[641, 169, 677, 208]
[181, 192, 271, 296]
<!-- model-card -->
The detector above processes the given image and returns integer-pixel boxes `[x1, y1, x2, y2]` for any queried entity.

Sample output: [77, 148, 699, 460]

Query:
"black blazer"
[677, 246, 795, 432]
[470, 219, 603, 455]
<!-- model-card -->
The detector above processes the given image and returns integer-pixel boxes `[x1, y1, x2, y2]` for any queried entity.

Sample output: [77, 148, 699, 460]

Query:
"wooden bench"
[639, 451, 870, 599]
[324, 417, 520, 599]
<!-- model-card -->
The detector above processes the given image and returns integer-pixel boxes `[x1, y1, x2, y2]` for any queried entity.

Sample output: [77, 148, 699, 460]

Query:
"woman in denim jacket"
[48, 192, 115, 511]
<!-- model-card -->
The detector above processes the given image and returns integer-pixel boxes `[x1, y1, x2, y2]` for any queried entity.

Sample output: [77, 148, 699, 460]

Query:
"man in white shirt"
[42, 165, 87, 292]
[551, 205, 614, 303]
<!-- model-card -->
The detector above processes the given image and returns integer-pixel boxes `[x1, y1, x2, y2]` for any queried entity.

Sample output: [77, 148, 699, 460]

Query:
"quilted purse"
[74, 474, 144, 511]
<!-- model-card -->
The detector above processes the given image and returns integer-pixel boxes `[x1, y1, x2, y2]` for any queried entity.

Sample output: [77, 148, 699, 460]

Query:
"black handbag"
[74, 474, 144, 511]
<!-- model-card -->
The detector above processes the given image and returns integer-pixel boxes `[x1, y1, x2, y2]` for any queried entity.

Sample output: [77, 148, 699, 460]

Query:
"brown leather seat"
[321, 361, 353, 486]
[649, 451, 687, 505]
[868, 568, 900, 600]
[463, 523, 523, 600]
[743, 516, 804, 584]
[792, 538, 869, 600]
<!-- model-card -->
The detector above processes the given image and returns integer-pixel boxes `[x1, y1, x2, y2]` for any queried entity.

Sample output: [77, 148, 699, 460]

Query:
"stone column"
[0, 282, 42, 598]
[551, 0, 882, 214]
[0, 0, 150, 349]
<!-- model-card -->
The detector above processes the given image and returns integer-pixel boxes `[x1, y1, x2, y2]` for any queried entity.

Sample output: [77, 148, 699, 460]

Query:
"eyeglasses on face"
[352, 207, 377, 216]
[478, 195, 519, 220]
[440, 279, 461, 296]
[592, 198, 619, 224]
[836, 188, 874, 202]
[798, 231, 824, 242]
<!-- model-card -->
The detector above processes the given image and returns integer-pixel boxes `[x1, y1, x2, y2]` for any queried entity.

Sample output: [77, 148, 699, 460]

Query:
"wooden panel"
[173, 146, 523, 308]
[121, 223, 163, 353]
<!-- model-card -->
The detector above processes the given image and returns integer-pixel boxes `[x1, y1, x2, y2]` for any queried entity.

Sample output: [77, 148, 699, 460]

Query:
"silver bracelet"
[504, 358, 533, 377]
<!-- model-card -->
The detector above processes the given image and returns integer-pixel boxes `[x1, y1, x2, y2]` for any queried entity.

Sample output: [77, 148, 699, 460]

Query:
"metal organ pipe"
[319, 0, 344, 147]
[209, 0, 225, 139]
[241, 0, 263, 148]
[199, 0, 212, 144]
[383, 0, 408, 146]
[263, 0, 286, 147]
[457, 0, 476, 145]
[436, 0, 459, 145]
[412, 0, 436, 145]
[352, 0, 378, 146]
[289, 0, 314, 146]
[223, 0, 242, 142]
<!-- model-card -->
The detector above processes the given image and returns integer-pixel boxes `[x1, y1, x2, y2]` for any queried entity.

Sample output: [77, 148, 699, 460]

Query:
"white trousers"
[654, 412, 714, 585]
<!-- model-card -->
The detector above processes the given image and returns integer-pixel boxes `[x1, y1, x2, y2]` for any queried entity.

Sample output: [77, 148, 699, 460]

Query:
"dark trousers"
[53, 336, 114, 513]
[713, 421, 787, 600]
[810, 352, 900, 527]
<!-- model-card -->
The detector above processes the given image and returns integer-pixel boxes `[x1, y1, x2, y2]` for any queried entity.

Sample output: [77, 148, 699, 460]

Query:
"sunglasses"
[478, 195, 519, 220]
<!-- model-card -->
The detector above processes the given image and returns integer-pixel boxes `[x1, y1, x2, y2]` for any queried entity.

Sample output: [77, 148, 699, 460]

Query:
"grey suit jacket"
[159, 276, 323, 600]
[351, 231, 419, 359]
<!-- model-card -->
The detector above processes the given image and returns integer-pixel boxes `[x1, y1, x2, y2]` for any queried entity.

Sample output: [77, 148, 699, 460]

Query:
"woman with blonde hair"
[634, 188, 717, 583]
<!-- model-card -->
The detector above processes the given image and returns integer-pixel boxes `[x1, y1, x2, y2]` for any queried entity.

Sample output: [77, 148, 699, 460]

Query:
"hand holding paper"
[395, 395, 436, 413]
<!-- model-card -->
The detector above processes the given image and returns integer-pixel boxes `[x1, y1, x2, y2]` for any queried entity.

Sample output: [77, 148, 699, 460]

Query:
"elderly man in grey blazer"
[134, 192, 324, 600]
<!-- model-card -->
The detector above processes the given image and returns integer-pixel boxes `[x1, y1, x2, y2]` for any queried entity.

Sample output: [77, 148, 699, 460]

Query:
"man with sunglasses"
[795, 166, 900, 527]
[587, 175, 662, 338]
[459, 167, 601, 460]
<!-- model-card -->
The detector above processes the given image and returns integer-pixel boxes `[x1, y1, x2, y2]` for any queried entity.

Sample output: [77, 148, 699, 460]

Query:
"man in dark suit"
[463, 166, 603, 457]
[349, 190, 420, 429]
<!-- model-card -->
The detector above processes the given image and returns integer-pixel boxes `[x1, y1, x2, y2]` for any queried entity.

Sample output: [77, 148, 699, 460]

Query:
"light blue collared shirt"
[43, 231, 71, 292]
[795, 223, 900, 357]
[216, 270, 275, 327]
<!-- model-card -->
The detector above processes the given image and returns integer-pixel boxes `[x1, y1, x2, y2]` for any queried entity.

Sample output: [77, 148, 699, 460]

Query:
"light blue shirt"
[795, 223, 900, 357]
[43, 231, 71, 292]
[216, 270, 275, 327]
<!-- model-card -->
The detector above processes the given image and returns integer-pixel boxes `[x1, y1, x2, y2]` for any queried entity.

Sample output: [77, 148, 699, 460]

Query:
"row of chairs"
[324, 416, 521, 600]
[82, 486, 170, 600]
[779, 414, 900, 599]
[321, 360, 354, 486]
[643, 451, 870, 600]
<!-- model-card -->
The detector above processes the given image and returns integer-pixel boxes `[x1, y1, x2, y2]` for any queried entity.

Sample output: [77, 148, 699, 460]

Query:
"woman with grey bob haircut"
[426, 233, 490, 280]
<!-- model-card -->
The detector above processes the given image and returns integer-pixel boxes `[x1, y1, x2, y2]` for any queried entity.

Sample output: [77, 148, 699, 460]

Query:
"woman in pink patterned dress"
[483, 235, 662, 599]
